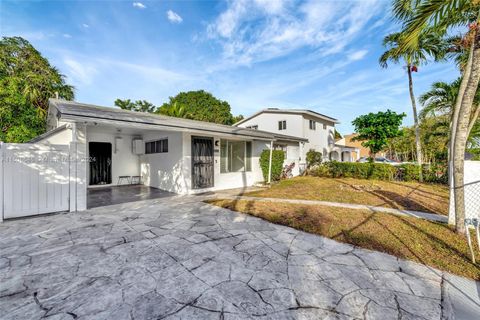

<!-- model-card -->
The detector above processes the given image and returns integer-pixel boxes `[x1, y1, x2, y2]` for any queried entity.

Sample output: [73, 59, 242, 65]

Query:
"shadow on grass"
[337, 179, 444, 214]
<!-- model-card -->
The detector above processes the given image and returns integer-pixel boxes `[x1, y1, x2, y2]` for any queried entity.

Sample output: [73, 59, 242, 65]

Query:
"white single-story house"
[29, 99, 307, 212]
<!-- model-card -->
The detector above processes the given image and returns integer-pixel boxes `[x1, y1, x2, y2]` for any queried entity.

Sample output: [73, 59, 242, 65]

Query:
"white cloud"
[63, 58, 97, 85]
[206, 0, 385, 66]
[167, 10, 183, 23]
[348, 49, 368, 61]
[82, 23, 89, 28]
[133, 2, 146, 9]
[63, 34, 72, 39]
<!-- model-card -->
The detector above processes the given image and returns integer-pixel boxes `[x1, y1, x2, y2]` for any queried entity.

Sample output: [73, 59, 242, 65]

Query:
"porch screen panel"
[220, 140, 252, 173]
[192, 137, 214, 189]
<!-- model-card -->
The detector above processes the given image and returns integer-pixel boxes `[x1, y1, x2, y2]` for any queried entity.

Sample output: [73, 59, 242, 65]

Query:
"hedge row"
[309, 161, 447, 184]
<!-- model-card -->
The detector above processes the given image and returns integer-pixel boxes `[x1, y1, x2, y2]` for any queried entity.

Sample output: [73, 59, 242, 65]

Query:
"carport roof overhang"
[49, 99, 308, 143]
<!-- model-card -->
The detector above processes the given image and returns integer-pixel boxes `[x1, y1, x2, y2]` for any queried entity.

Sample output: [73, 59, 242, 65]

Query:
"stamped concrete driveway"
[0, 196, 476, 319]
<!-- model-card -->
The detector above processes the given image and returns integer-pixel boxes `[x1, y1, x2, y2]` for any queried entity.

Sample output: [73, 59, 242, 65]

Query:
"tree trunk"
[453, 28, 480, 234]
[448, 37, 474, 225]
[407, 65, 423, 182]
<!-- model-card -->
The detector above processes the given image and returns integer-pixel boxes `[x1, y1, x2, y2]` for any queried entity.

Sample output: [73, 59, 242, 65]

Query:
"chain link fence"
[465, 180, 480, 220]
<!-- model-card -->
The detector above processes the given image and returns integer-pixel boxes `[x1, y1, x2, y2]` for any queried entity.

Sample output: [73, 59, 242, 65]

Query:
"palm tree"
[419, 79, 462, 119]
[157, 101, 192, 119]
[420, 79, 479, 136]
[392, 0, 480, 233]
[379, 29, 446, 181]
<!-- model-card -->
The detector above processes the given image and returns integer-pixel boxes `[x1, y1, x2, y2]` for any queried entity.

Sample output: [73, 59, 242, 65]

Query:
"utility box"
[132, 139, 145, 155]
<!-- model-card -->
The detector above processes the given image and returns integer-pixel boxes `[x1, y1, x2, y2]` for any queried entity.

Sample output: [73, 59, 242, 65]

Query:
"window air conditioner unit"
[132, 139, 145, 155]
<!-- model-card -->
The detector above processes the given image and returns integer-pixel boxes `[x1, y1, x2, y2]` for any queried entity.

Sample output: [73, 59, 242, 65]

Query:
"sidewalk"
[210, 194, 448, 223]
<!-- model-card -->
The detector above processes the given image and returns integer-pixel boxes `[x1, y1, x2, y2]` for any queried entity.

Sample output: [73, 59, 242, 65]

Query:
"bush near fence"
[260, 150, 285, 182]
[309, 161, 447, 184]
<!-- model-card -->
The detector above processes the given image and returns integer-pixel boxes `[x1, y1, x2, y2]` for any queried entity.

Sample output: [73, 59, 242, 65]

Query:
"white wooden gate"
[1, 143, 70, 219]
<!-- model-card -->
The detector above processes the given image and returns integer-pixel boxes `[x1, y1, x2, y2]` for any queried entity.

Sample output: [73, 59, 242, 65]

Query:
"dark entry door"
[89, 142, 112, 185]
[192, 137, 214, 189]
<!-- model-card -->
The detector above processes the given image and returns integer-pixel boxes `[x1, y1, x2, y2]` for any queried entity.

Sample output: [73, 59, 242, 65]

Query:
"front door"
[191, 136, 214, 189]
[89, 142, 112, 185]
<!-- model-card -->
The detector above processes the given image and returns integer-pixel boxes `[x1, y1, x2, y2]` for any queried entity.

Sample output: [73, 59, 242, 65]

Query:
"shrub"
[306, 150, 322, 168]
[399, 164, 421, 181]
[260, 150, 285, 182]
[309, 161, 447, 184]
[311, 161, 395, 181]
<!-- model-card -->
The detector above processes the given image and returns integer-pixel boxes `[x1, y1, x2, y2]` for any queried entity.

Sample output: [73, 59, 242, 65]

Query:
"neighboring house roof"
[29, 124, 68, 143]
[234, 108, 339, 126]
[48, 99, 308, 143]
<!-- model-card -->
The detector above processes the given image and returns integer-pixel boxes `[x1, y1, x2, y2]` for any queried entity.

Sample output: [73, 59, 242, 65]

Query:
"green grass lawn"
[246, 176, 449, 215]
[207, 199, 480, 280]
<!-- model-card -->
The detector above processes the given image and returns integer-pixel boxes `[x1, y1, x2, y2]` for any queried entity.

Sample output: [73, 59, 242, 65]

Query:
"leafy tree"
[0, 37, 74, 142]
[379, 28, 446, 181]
[232, 114, 244, 124]
[114, 99, 157, 113]
[157, 90, 240, 125]
[391, 0, 480, 233]
[352, 110, 406, 158]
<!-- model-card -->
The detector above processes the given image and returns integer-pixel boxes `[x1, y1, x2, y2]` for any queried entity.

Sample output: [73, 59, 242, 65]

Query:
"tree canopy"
[156, 90, 241, 125]
[352, 110, 406, 157]
[0, 37, 74, 142]
[114, 99, 156, 113]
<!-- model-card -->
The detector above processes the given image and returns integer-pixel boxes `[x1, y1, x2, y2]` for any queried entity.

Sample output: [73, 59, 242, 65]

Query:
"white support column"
[70, 123, 87, 212]
[267, 140, 273, 184]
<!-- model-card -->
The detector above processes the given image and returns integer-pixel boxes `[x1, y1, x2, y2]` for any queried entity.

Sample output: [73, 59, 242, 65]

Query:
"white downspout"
[268, 140, 274, 184]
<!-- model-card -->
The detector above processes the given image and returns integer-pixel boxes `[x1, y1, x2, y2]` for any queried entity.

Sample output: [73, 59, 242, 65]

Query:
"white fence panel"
[2, 143, 70, 219]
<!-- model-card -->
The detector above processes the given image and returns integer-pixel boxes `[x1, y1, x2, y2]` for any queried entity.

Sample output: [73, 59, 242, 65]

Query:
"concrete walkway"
[0, 196, 477, 319]
[212, 194, 449, 223]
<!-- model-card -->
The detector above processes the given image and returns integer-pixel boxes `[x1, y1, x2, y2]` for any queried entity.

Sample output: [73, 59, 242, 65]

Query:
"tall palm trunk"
[453, 27, 480, 234]
[407, 64, 423, 182]
[448, 37, 474, 225]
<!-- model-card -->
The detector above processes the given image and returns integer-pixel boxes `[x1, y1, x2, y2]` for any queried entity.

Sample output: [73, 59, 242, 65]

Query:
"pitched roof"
[49, 99, 308, 143]
[234, 108, 339, 126]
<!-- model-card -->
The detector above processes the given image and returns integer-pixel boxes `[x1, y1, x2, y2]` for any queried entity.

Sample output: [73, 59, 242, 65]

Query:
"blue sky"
[1, 0, 460, 133]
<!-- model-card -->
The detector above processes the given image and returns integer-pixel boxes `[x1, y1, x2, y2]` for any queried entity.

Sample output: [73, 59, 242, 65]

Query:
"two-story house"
[234, 108, 358, 168]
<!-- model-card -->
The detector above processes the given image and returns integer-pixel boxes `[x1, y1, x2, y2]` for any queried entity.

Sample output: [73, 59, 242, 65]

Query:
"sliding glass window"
[220, 140, 252, 173]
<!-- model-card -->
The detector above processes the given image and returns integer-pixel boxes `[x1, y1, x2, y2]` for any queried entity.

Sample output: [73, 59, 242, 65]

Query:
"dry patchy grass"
[247, 176, 449, 215]
[206, 199, 480, 280]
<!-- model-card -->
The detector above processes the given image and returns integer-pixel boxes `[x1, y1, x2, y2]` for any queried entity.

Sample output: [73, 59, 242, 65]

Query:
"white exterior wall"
[238, 112, 335, 162]
[302, 116, 336, 161]
[182, 134, 266, 194]
[140, 131, 189, 194]
[87, 127, 140, 187]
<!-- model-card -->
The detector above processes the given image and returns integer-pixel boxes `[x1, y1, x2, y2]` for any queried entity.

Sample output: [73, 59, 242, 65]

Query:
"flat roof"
[49, 99, 308, 143]
[234, 108, 339, 126]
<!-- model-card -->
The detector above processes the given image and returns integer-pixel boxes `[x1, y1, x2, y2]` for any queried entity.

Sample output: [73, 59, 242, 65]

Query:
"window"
[278, 120, 286, 130]
[145, 138, 168, 154]
[246, 125, 258, 130]
[309, 120, 316, 130]
[220, 140, 252, 173]
[323, 124, 327, 130]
